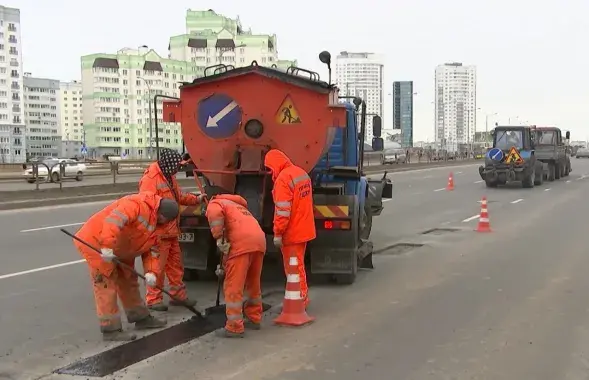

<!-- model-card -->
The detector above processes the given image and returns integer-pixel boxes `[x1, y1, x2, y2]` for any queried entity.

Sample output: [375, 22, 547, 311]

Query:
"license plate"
[178, 233, 195, 243]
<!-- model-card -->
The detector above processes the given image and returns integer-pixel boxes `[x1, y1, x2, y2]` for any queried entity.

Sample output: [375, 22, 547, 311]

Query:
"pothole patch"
[421, 228, 460, 235]
[375, 243, 424, 256]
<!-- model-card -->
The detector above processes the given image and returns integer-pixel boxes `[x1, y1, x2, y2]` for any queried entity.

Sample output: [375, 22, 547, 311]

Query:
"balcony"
[12, 107, 20, 113]
[9, 60, 18, 67]
[12, 117, 20, 124]
[8, 37, 17, 44]
[10, 85, 19, 90]
[8, 26, 16, 32]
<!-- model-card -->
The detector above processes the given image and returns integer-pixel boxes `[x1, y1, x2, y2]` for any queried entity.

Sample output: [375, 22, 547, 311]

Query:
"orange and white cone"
[273, 255, 315, 327]
[476, 196, 492, 232]
[446, 172, 455, 191]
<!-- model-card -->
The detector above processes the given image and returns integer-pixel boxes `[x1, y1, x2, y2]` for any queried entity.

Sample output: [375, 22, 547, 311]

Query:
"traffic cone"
[274, 254, 315, 327]
[446, 172, 455, 191]
[476, 196, 492, 232]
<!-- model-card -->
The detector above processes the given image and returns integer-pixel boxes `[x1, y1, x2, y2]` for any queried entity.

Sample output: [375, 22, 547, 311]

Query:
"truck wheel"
[183, 269, 199, 282]
[485, 179, 498, 188]
[522, 169, 535, 188]
[564, 162, 570, 177]
[334, 257, 358, 285]
[534, 169, 544, 186]
[547, 163, 555, 181]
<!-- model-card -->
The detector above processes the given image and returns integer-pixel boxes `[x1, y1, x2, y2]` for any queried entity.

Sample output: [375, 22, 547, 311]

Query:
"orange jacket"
[139, 162, 200, 238]
[264, 149, 316, 244]
[74, 192, 163, 277]
[205, 194, 266, 257]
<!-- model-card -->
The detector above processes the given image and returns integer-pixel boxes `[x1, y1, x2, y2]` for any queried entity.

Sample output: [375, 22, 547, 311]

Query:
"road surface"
[2, 161, 589, 379]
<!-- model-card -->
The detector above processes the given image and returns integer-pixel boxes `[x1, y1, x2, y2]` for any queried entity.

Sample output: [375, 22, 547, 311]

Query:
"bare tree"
[0, 143, 6, 164]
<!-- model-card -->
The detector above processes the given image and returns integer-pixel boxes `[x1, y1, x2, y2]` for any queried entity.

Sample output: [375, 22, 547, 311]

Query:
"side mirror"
[490, 130, 496, 137]
[566, 131, 570, 140]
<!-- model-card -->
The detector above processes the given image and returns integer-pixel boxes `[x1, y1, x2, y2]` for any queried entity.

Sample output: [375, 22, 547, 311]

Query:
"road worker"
[264, 149, 316, 308]
[73, 192, 180, 341]
[205, 193, 266, 338]
[139, 148, 206, 311]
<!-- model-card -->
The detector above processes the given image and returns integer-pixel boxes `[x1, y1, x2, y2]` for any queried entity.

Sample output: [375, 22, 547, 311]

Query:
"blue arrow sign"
[197, 93, 242, 139]
[487, 148, 504, 162]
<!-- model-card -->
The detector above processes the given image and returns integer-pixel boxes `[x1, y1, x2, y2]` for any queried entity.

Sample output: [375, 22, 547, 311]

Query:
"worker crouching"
[205, 193, 266, 338]
[73, 192, 180, 342]
[264, 149, 316, 308]
[139, 148, 205, 311]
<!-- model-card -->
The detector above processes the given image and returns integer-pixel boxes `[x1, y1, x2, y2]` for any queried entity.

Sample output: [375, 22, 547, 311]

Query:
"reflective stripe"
[209, 218, 224, 227]
[245, 297, 262, 305]
[98, 313, 121, 322]
[170, 284, 186, 291]
[150, 250, 159, 258]
[275, 201, 291, 208]
[284, 290, 301, 300]
[227, 313, 243, 321]
[276, 210, 290, 217]
[289, 173, 310, 189]
[112, 209, 128, 223]
[219, 199, 240, 207]
[226, 301, 242, 308]
[287, 274, 300, 283]
[156, 183, 169, 190]
[289, 256, 298, 266]
[105, 217, 124, 228]
[137, 215, 155, 232]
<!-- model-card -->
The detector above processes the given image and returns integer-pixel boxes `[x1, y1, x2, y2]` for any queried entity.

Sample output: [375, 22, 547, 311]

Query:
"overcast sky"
[12, 0, 589, 141]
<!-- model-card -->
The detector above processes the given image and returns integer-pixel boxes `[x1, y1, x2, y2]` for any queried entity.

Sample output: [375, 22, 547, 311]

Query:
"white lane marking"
[382, 199, 392, 202]
[566, 180, 571, 183]
[544, 188, 551, 192]
[434, 188, 446, 192]
[456, 171, 463, 174]
[511, 199, 523, 204]
[21, 222, 84, 233]
[462, 214, 480, 223]
[474, 180, 483, 184]
[576, 175, 586, 181]
[0, 259, 85, 280]
[0, 200, 112, 215]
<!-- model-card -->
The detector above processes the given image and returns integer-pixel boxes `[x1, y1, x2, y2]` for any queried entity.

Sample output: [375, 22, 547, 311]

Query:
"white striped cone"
[273, 255, 315, 327]
[476, 196, 492, 232]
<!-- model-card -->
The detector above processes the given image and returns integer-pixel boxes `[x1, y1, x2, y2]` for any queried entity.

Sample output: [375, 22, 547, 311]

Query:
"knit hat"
[158, 198, 179, 220]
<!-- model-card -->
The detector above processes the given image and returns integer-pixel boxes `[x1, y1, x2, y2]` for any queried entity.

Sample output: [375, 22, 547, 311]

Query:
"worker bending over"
[264, 149, 315, 308]
[139, 148, 205, 311]
[205, 193, 266, 338]
[73, 192, 180, 341]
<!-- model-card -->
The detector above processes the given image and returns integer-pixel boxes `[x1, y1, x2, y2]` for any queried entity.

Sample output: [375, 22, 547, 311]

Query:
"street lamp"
[485, 112, 498, 145]
[138, 77, 153, 159]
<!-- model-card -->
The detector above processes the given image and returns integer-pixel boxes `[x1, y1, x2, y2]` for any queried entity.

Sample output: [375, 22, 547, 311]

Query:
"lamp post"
[138, 77, 153, 159]
[485, 112, 498, 145]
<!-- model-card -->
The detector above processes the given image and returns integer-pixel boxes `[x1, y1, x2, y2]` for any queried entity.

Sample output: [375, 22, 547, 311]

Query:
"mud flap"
[359, 239, 374, 269]
[366, 174, 392, 217]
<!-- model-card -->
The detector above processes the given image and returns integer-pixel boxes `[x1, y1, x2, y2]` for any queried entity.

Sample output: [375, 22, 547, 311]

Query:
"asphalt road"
[2, 161, 589, 379]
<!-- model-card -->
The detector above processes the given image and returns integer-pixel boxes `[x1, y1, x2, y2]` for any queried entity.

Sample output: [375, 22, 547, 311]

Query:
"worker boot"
[215, 328, 245, 338]
[148, 303, 169, 312]
[102, 329, 137, 342]
[244, 320, 261, 330]
[170, 298, 197, 307]
[134, 315, 167, 330]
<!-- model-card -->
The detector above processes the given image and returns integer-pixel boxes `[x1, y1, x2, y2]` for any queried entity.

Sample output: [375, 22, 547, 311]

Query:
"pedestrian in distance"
[205, 193, 266, 338]
[264, 149, 316, 309]
[72, 192, 180, 342]
[139, 148, 206, 311]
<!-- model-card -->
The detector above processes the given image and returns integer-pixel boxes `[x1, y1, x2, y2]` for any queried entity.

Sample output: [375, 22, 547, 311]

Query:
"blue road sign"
[197, 93, 242, 139]
[487, 148, 504, 162]
[81, 144, 88, 154]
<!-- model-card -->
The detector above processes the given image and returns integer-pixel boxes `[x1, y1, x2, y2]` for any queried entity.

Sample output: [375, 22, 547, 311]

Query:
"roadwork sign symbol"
[276, 96, 302, 124]
[197, 93, 242, 139]
[505, 146, 524, 164]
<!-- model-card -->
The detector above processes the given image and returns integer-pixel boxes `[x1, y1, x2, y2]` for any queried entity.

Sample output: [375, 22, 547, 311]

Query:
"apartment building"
[0, 6, 25, 163]
[392, 81, 414, 147]
[335, 51, 384, 138]
[168, 9, 296, 74]
[59, 80, 84, 157]
[434, 62, 477, 151]
[23, 74, 61, 158]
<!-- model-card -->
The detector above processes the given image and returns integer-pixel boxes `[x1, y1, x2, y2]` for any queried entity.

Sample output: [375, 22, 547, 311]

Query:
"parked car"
[383, 149, 407, 164]
[575, 148, 589, 158]
[22, 158, 87, 183]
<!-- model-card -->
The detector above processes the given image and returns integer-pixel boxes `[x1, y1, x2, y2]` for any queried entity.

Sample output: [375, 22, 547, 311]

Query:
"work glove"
[196, 193, 207, 203]
[273, 236, 283, 248]
[216, 238, 231, 254]
[215, 264, 225, 279]
[144, 272, 157, 287]
[100, 248, 116, 262]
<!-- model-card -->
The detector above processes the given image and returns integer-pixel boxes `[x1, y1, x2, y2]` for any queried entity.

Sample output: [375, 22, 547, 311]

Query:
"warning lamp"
[244, 119, 264, 139]
[322, 220, 351, 230]
[324, 220, 334, 229]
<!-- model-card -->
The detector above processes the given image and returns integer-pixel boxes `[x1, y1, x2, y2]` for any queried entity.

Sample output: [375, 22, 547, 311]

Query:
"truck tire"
[547, 163, 556, 181]
[485, 179, 498, 188]
[534, 167, 544, 186]
[334, 256, 358, 285]
[522, 168, 535, 188]
[555, 163, 561, 180]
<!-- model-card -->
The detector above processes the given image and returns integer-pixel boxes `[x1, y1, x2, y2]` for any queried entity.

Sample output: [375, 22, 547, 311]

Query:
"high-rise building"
[59, 80, 84, 157]
[335, 51, 384, 138]
[23, 74, 61, 158]
[169, 10, 296, 75]
[392, 81, 414, 147]
[81, 10, 297, 158]
[0, 6, 25, 163]
[434, 62, 477, 151]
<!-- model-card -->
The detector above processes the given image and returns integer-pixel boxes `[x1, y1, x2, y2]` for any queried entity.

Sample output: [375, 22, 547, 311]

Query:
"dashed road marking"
[434, 188, 446, 192]
[474, 180, 483, 184]
[566, 180, 571, 183]
[462, 214, 480, 223]
[544, 188, 551, 192]
[511, 199, 523, 204]
[0, 260, 86, 280]
[456, 171, 463, 174]
[21, 222, 84, 233]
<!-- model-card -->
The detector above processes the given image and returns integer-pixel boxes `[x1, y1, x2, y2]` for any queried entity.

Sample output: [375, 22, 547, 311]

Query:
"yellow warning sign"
[505, 146, 524, 164]
[275, 96, 302, 124]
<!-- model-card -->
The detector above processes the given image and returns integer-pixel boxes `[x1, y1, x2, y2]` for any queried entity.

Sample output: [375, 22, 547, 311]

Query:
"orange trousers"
[280, 242, 308, 307]
[88, 263, 149, 333]
[145, 239, 187, 306]
[223, 251, 264, 333]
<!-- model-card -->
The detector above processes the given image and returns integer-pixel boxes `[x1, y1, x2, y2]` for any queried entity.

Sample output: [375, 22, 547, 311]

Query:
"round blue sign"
[487, 148, 504, 162]
[197, 93, 242, 139]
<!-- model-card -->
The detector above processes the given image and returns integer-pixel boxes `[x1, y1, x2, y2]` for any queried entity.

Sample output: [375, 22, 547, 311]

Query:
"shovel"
[204, 232, 227, 318]
[60, 228, 205, 320]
